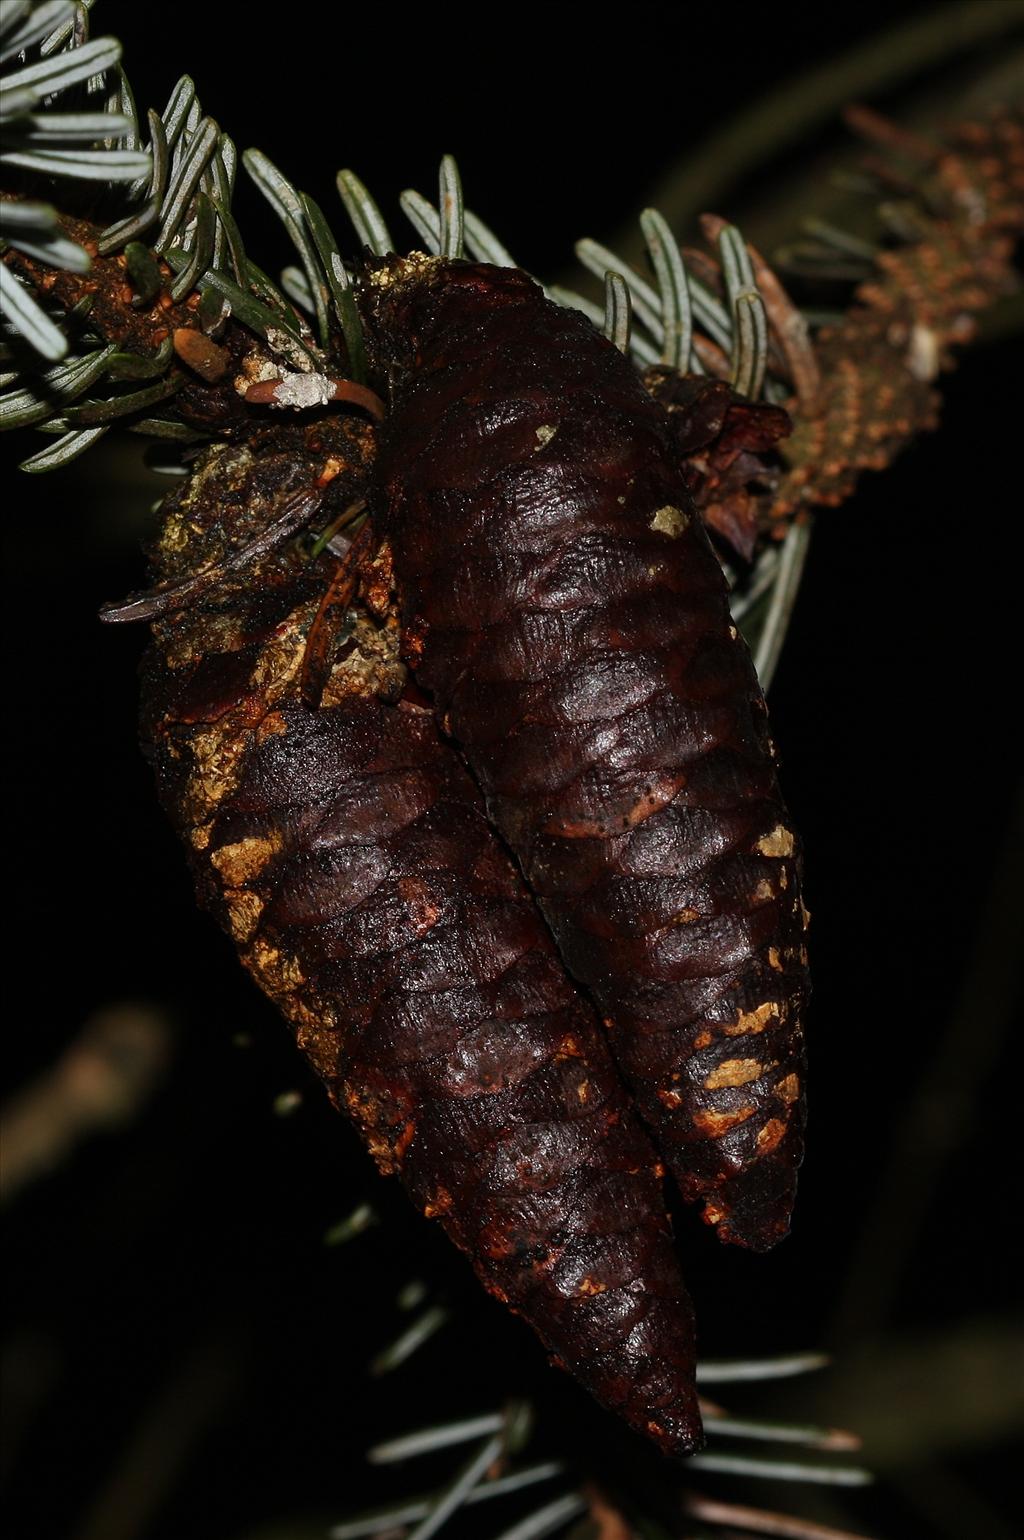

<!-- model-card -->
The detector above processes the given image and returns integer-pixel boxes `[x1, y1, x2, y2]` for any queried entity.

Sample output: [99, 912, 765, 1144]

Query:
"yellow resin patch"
[757, 1117, 789, 1154]
[211, 833, 281, 887]
[722, 999, 781, 1037]
[224, 889, 264, 943]
[694, 1104, 755, 1136]
[755, 825, 795, 857]
[649, 504, 690, 538]
[704, 1057, 763, 1090]
[777, 1073, 801, 1105]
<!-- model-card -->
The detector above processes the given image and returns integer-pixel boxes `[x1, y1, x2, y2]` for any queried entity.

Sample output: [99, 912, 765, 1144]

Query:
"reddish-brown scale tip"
[702, 1136, 803, 1252]
[535, 1250, 704, 1457]
[646, 1411, 706, 1461]
[713, 1208, 791, 1253]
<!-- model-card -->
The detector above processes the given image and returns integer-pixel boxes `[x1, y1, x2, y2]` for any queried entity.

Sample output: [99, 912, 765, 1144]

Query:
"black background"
[3, 4, 1022, 1538]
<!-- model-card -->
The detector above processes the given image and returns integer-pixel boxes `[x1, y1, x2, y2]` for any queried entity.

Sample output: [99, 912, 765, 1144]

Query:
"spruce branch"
[325, 1297, 872, 1540]
[4, 2, 1019, 674]
[3, 9, 1022, 1540]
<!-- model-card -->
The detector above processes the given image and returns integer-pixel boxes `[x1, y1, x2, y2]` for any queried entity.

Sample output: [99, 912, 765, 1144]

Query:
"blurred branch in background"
[829, 790, 1024, 1348]
[786, 1317, 1024, 1471]
[72, 1331, 240, 1540]
[616, 1, 1024, 252]
[1, 1002, 173, 1204]
[746, 1316, 1024, 1540]
[684, 1493, 875, 1540]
